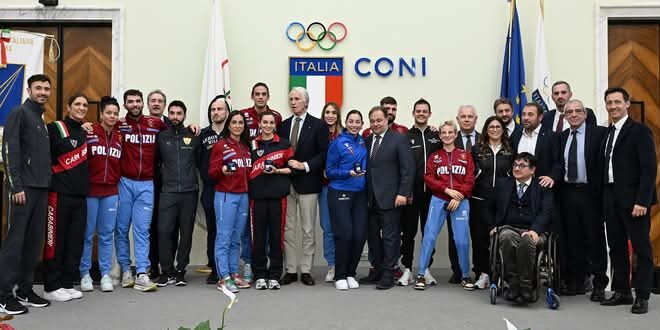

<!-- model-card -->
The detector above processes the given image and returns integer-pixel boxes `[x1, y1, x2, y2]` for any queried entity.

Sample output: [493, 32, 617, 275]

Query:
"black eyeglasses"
[512, 163, 529, 169]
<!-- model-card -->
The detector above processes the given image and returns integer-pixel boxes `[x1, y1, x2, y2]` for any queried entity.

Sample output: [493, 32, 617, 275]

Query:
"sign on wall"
[289, 57, 343, 117]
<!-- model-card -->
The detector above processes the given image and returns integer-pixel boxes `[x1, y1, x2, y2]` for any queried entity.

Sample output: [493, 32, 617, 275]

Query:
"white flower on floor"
[219, 285, 238, 308]
[503, 318, 517, 330]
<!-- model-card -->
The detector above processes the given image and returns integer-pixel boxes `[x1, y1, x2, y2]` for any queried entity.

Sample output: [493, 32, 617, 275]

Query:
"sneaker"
[100, 275, 114, 292]
[0, 295, 28, 315]
[121, 271, 134, 288]
[64, 288, 83, 299]
[414, 275, 426, 290]
[325, 266, 335, 283]
[134, 273, 157, 292]
[206, 272, 219, 285]
[43, 288, 73, 302]
[347, 277, 359, 289]
[157, 274, 175, 287]
[424, 269, 438, 286]
[80, 274, 94, 292]
[268, 279, 281, 290]
[242, 264, 253, 283]
[15, 290, 50, 308]
[148, 267, 160, 280]
[335, 279, 349, 290]
[397, 268, 413, 286]
[232, 274, 250, 289]
[474, 273, 489, 290]
[393, 267, 403, 281]
[462, 277, 475, 291]
[255, 279, 268, 290]
[175, 271, 187, 287]
[223, 277, 239, 293]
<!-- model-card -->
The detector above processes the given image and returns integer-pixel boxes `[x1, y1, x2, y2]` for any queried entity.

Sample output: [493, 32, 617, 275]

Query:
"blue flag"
[500, 0, 527, 125]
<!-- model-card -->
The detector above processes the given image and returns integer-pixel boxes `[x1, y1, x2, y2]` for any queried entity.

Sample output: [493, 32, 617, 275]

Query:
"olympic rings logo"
[285, 22, 348, 51]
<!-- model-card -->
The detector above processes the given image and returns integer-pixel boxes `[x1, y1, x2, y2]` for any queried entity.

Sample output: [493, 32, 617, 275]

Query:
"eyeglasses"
[512, 163, 529, 169]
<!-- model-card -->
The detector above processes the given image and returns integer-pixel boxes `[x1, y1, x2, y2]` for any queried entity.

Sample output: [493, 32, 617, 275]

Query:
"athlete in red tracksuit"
[241, 106, 283, 139]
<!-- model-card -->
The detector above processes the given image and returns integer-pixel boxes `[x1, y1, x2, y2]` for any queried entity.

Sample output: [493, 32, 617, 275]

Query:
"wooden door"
[608, 22, 660, 267]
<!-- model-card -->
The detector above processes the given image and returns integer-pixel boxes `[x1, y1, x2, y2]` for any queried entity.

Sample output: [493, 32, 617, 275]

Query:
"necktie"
[517, 182, 526, 199]
[604, 125, 616, 183]
[567, 130, 578, 181]
[556, 113, 564, 132]
[290, 117, 302, 151]
[371, 135, 382, 159]
[464, 133, 473, 150]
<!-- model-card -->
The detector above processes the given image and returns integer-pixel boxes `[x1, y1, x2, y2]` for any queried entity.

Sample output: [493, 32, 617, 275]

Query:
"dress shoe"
[520, 287, 534, 302]
[376, 271, 394, 290]
[505, 287, 519, 301]
[600, 292, 634, 306]
[590, 288, 605, 302]
[280, 273, 298, 285]
[448, 272, 462, 284]
[359, 268, 381, 284]
[300, 273, 315, 286]
[631, 297, 648, 314]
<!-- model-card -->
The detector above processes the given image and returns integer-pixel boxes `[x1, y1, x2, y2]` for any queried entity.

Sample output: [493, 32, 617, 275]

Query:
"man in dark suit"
[277, 87, 330, 286]
[600, 87, 656, 314]
[558, 99, 609, 301]
[363, 106, 414, 290]
[542, 81, 596, 133]
[490, 152, 553, 303]
[493, 98, 517, 138]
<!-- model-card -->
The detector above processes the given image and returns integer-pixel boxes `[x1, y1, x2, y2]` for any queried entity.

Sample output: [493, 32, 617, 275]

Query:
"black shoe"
[15, 290, 50, 308]
[175, 271, 187, 287]
[206, 272, 219, 285]
[520, 288, 534, 302]
[281, 273, 298, 285]
[0, 295, 28, 315]
[601, 292, 634, 306]
[359, 268, 381, 284]
[505, 287, 519, 301]
[448, 273, 462, 284]
[148, 267, 160, 280]
[156, 274, 175, 287]
[301, 273, 315, 286]
[631, 297, 648, 314]
[590, 288, 606, 302]
[376, 271, 394, 290]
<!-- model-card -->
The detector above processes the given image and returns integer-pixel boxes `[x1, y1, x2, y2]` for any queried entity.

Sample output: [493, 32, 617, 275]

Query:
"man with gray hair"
[277, 87, 330, 286]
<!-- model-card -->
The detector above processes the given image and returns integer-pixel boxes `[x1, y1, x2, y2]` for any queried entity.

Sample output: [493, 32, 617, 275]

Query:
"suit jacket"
[454, 131, 481, 150]
[365, 129, 414, 209]
[510, 125, 561, 181]
[603, 117, 657, 209]
[492, 176, 554, 233]
[542, 108, 597, 133]
[278, 112, 329, 194]
[558, 124, 607, 196]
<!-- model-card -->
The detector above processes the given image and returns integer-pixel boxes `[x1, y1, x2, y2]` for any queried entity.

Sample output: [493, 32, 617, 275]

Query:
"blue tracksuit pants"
[215, 192, 249, 279]
[116, 177, 154, 274]
[80, 195, 118, 277]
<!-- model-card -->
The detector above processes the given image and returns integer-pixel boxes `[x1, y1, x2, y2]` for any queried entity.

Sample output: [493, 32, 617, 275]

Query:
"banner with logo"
[289, 57, 343, 118]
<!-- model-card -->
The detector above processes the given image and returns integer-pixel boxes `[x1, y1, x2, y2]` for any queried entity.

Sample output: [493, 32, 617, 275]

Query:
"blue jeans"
[214, 192, 249, 278]
[319, 185, 335, 267]
[240, 212, 252, 265]
[116, 177, 154, 274]
[418, 196, 471, 278]
[80, 195, 118, 277]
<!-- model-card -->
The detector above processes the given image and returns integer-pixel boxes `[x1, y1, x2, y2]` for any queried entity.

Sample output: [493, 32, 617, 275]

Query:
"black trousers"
[560, 183, 608, 290]
[368, 203, 401, 277]
[328, 188, 368, 280]
[469, 198, 491, 277]
[251, 198, 285, 280]
[201, 183, 217, 272]
[43, 192, 87, 292]
[150, 187, 178, 273]
[0, 188, 48, 298]
[604, 184, 654, 299]
[157, 191, 198, 275]
[400, 188, 433, 270]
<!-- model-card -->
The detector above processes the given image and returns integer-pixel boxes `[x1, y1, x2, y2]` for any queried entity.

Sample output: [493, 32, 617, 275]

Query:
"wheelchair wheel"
[546, 288, 560, 310]
[490, 284, 497, 305]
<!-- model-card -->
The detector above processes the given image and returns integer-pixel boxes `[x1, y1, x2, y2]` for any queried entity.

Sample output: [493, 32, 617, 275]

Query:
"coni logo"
[285, 21, 348, 51]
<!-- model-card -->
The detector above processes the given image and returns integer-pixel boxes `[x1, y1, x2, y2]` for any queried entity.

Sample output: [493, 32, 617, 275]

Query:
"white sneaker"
[64, 288, 83, 299]
[346, 277, 359, 289]
[100, 275, 114, 292]
[242, 264, 253, 283]
[44, 288, 73, 302]
[134, 273, 157, 292]
[325, 266, 335, 283]
[335, 279, 349, 290]
[255, 279, 268, 290]
[267, 280, 280, 290]
[121, 271, 134, 288]
[80, 274, 93, 292]
[474, 273, 489, 290]
[424, 269, 438, 286]
[397, 268, 413, 286]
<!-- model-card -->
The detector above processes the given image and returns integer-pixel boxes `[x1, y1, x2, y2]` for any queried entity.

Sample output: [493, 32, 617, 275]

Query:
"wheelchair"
[488, 226, 561, 309]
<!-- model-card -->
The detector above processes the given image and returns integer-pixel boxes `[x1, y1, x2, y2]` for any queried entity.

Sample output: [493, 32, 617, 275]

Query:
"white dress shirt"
[517, 124, 542, 155]
[606, 115, 628, 183]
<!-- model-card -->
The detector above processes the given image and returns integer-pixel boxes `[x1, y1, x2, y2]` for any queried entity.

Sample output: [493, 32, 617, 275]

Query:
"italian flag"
[289, 57, 343, 118]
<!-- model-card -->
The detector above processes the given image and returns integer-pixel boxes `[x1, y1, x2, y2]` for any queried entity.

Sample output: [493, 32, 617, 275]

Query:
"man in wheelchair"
[490, 152, 553, 303]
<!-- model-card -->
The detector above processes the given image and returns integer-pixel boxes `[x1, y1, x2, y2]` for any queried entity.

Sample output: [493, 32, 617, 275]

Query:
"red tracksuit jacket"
[116, 115, 167, 181]
[87, 123, 123, 196]
[240, 107, 283, 139]
[209, 136, 251, 193]
[424, 147, 475, 201]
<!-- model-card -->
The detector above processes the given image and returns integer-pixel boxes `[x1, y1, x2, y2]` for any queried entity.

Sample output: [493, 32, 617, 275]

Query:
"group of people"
[0, 75, 655, 316]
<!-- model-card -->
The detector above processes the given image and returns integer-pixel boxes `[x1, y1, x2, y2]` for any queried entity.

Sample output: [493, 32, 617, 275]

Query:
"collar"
[523, 124, 542, 137]
[294, 111, 307, 122]
[64, 116, 83, 128]
[612, 115, 628, 130]
[507, 120, 516, 132]
[570, 122, 586, 134]
[256, 133, 280, 143]
[516, 177, 532, 187]
[374, 127, 388, 139]
[461, 130, 476, 138]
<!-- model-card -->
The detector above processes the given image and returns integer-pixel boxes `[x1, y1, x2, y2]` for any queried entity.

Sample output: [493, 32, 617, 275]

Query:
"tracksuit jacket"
[116, 115, 167, 180]
[248, 134, 294, 199]
[424, 148, 475, 201]
[156, 124, 201, 193]
[241, 107, 283, 139]
[325, 130, 367, 192]
[87, 123, 122, 196]
[209, 136, 252, 193]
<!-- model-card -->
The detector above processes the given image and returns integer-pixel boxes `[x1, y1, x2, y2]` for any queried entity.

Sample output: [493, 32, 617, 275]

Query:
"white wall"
[0, 0, 645, 268]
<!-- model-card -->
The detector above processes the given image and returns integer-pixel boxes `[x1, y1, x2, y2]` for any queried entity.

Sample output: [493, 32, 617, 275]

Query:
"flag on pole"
[531, 0, 552, 112]
[199, 0, 231, 127]
[500, 0, 527, 125]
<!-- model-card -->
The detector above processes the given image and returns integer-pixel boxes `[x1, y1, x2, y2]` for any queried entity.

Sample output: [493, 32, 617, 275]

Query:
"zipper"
[448, 150, 454, 189]
[422, 128, 428, 192]
[103, 129, 111, 183]
[137, 122, 143, 179]
[491, 148, 497, 188]
[176, 129, 181, 192]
